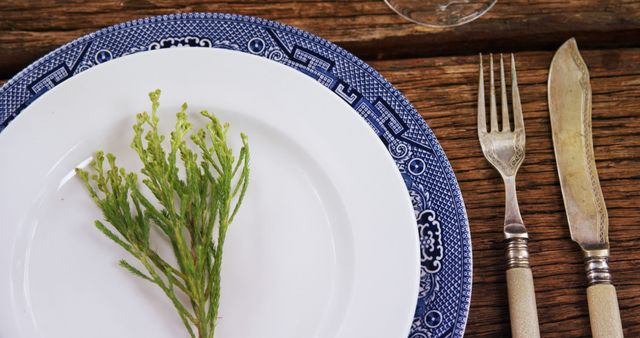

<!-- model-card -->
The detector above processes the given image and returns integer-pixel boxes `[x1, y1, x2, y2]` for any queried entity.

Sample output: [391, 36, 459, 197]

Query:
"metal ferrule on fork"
[506, 237, 530, 269]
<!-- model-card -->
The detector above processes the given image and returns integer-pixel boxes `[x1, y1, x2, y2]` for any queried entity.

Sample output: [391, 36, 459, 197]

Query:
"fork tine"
[489, 54, 499, 132]
[500, 54, 511, 131]
[478, 54, 487, 133]
[511, 54, 524, 131]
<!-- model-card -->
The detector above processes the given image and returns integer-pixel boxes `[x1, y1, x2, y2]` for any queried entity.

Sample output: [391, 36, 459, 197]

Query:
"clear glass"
[384, 0, 497, 28]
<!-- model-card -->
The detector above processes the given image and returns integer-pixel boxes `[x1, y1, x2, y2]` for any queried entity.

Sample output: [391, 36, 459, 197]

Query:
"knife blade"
[548, 38, 624, 338]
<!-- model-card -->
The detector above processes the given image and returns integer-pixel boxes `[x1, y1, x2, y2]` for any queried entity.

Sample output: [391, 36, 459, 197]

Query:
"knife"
[548, 38, 624, 338]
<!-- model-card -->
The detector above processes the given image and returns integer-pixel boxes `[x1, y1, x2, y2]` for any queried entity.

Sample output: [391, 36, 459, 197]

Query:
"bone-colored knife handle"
[584, 255, 624, 338]
[587, 284, 624, 338]
[505, 238, 541, 338]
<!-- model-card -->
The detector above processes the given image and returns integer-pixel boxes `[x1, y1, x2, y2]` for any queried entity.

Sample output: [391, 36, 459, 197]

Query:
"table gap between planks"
[1, 1, 639, 337]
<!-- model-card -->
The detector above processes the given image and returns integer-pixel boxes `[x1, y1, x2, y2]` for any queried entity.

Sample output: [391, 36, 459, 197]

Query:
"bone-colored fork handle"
[587, 283, 624, 338]
[506, 238, 540, 338]
[507, 268, 541, 338]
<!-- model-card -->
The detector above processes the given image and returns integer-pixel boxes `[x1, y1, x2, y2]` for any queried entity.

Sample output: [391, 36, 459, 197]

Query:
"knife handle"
[506, 238, 541, 338]
[585, 255, 624, 338]
[587, 284, 624, 338]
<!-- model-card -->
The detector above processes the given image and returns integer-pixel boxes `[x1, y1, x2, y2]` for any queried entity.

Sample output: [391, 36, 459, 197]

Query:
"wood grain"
[370, 48, 640, 337]
[1, 2, 640, 337]
[1, 46, 637, 338]
[1, 1, 640, 77]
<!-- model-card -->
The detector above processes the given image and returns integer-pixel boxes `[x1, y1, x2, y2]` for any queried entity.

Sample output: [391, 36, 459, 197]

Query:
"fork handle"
[506, 238, 541, 338]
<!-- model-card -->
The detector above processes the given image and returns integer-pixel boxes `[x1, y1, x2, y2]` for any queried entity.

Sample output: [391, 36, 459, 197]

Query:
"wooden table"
[1, 1, 639, 337]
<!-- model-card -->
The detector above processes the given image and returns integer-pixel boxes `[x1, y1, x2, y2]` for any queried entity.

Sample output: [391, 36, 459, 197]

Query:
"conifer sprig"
[76, 89, 250, 338]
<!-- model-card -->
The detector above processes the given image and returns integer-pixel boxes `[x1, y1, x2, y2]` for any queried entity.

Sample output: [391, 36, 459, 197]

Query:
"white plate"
[0, 48, 419, 338]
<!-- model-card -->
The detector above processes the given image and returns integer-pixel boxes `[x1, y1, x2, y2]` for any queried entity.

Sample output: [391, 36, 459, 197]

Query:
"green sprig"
[76, 89, 250, 338]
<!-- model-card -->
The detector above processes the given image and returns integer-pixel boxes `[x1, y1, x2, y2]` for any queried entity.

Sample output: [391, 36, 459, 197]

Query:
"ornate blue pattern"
[0, 13, 471, 338]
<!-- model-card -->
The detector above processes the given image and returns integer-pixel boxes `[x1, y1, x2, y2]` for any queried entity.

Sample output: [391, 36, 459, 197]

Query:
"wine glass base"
[385, 0, 497, 28]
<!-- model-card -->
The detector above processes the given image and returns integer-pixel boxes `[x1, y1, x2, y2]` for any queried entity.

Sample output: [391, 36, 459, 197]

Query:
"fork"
[477, 54, 541, 338]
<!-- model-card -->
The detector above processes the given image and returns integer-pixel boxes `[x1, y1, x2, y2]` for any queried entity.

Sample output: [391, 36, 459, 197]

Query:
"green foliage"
[76, 89, 250, 338]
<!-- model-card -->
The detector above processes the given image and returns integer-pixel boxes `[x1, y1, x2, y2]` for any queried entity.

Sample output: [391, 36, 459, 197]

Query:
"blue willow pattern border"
[0, 13, 471, 338]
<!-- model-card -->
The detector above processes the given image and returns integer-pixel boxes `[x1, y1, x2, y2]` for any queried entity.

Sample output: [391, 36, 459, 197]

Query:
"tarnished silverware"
[548, 38, 624, 338]
[477, 54, 540, 338]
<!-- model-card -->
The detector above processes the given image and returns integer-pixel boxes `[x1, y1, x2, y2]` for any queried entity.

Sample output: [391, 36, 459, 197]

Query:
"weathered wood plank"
[1, 2, 639, 333]
[370, 48, 640, 337]
[1, 0, 640, 78]
[1, 48, 638, 337]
